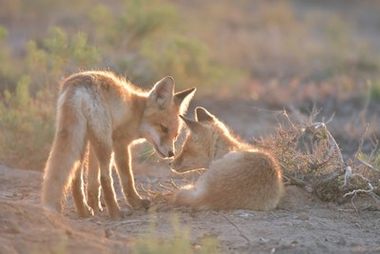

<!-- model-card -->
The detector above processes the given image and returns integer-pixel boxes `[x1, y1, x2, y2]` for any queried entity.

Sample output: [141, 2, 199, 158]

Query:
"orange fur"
[42, 71, 196, 218]
[171, 107, 284, 210]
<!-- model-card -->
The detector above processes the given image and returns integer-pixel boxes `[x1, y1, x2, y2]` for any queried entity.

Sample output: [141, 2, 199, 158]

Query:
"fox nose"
[168, 151, 174, 158]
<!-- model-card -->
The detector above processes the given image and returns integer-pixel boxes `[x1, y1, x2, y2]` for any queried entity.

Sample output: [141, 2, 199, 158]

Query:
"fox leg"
[86, 144, 103, 213]
[89, 137, 123, 218]
[42, 104, 87, 213]
[113, 141, 150, 209]
[71, 154, 94, 218]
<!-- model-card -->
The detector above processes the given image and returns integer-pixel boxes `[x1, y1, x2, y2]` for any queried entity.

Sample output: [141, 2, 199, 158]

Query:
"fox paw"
[87, 194, 104, 214]
[78, 205, 95, 218]
[128, 197, 151, 210]
[88, 200, 104, 214]
[109, 208, 132, 219]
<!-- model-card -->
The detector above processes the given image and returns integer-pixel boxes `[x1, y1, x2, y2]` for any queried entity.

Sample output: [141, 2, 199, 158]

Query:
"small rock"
[296, 213, 309, 221]
[235, 210, 255, 218]
[65, 229, 72, 236]
[291, 240, 298, 246]
[337, 237, 346, 246]
[259, 237, 270, 243]
[105, 229, 113, 238]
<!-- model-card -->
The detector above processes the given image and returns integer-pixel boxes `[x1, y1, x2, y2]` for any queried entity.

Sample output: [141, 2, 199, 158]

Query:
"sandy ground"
[0, 161, 379, 254]
[1, 99, 379, 254]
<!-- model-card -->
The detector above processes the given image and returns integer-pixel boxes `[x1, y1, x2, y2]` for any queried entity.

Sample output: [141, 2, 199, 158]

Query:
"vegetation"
[0, 0, 239, 169]
[132, 217, 218, 254]
[0, 0, 379, 173]
[370, 80, 380, 101]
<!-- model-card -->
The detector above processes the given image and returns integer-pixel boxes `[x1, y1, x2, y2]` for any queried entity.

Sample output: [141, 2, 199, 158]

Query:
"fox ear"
[174, 88, 196, 114]
[180, 115, 203, 132]
[195, 107, 215, 123]
[149, 76, 174, 109]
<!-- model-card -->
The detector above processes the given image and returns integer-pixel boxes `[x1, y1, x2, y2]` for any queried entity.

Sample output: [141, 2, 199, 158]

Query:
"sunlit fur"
[42, 70, 195, 218]
[171, 107, 284, 211]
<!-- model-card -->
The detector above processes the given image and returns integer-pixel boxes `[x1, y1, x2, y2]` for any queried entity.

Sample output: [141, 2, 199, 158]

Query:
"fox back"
[42, 70, 196, 218]
[171, 107, 284, 210]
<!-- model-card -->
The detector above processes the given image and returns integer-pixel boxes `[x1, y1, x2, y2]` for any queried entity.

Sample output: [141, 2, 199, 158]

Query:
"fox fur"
[171, 107, 284, 211]
[41, 70, 195, 218]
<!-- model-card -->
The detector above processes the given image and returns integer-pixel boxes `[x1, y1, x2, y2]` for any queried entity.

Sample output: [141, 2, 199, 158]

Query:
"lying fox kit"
[42, 71, 195, 218]
[171, 107, 284, 211]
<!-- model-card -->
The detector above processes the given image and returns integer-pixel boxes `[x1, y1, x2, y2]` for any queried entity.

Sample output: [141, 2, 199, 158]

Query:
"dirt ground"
[1, 164, 379, 254]
[1, 99, 379, 254]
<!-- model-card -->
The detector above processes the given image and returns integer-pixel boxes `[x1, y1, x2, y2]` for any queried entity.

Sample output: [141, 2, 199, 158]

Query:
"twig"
[369, 139, 379, 160]
[351, 172, 372, 183]
[222, 214, 251, 246]
[158, 182, 174, 191]
[250, 106, 284, 115]
[343, 182, 374, 198]
[356, 158, 380, 172]
[311, 122, 345, 169]
[343, 166, 352, 187]
[288, 105, 307, 125]
[283, 173, 306, 187]
[139, 183, 157, 196]
[344, 177, 380, 213]
[308, 105, 321, 125]
[354, 124, 369, 158]
[325, 112, 335, 125]
[308, 155, 334, 171]
[170, 178, 180, 189]
[108, 219, 150, 227]
[282, 109, 297, 131]
[343, 182, 374, 214]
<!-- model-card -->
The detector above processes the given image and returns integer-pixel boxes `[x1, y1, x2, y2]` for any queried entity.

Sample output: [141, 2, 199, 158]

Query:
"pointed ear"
[195, 107, 215, 123]
[174, 88, 196, 114]
[180, 115, 203, 132]
[148, 76, 174, 109]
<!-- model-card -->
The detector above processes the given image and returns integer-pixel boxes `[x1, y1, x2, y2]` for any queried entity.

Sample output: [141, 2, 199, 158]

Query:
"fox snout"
[152, 144, 175, 158]
[140, 123, 175, 158]
[157, 146, 175, 158]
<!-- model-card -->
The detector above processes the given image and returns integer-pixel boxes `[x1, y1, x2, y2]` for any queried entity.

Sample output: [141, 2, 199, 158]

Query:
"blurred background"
[0, 0, 379, 170]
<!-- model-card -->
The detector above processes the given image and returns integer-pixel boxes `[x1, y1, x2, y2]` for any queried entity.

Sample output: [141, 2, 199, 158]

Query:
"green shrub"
[86, 0, 241, 90]
[370, 80, 380, 101]
[0, 76, 54, 169]
[0, 0, 242, 170]
[0, 27, 101, 169]
[0, 26, 19, 92]
[132, 217, 219, 254]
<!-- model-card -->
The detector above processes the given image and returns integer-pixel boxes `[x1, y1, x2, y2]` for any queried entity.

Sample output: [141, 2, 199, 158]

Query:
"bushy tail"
[174, 184, 207, 209]
[41, 104, 87, 212]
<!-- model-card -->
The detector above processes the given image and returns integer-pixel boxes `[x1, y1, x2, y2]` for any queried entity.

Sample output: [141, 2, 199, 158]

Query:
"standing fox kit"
[42, 71, 195, 218]
[171, 107, 284, 210]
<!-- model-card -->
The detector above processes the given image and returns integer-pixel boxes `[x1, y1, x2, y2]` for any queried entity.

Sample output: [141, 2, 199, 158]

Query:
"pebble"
[296, 213, 309, 221]
[337, 237, 346, 246]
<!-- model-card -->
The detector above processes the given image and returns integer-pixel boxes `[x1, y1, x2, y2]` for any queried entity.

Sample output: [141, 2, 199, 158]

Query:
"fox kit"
[42, 71, 195, 218]
[171, 107, 283, 211]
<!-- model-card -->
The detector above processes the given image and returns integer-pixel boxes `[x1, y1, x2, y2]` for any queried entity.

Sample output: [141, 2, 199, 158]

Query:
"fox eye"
[160, 124, 169, 134]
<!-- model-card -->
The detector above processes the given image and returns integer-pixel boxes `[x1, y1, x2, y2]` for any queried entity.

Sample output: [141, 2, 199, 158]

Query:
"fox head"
[140, 76, 196, 159]
[171, 107, 229, 172]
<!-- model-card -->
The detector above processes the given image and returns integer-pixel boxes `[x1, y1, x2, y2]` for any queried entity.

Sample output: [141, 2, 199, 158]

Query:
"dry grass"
[254, 109, 380, 208]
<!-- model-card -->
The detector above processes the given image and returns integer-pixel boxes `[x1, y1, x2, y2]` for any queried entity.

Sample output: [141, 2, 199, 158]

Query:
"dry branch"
[257, 108, 380, 207]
